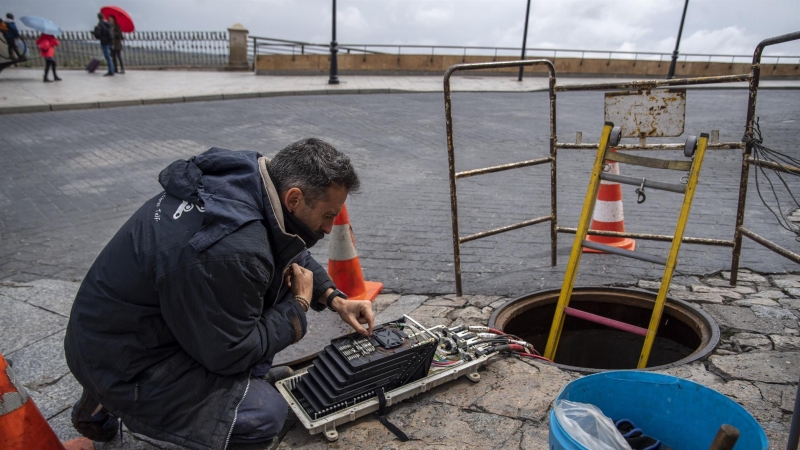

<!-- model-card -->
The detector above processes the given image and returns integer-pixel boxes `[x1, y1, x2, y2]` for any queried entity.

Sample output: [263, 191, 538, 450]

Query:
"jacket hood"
[158, 147, 268, 252]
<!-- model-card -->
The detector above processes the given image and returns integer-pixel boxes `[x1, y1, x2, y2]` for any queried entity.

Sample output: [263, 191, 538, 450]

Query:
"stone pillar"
[227, 23, 249, 70]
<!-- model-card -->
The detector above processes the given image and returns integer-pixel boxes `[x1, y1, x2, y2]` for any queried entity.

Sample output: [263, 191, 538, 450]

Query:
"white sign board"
[604, 89, 686, 138]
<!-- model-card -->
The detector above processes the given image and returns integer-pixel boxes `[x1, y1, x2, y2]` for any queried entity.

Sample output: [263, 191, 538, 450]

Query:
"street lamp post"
[667, 0, 690, 79]
[328, 0, 339, 84]
[517, 0, 532, 81]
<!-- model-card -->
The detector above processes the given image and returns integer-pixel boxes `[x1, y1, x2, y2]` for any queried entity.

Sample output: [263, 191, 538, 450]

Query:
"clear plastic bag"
[554, 399, 632, 450]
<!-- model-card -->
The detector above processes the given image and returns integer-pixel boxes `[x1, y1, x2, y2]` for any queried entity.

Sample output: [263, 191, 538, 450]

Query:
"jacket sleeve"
[156, 258, 307, 375]
[296, 250, 336, 312]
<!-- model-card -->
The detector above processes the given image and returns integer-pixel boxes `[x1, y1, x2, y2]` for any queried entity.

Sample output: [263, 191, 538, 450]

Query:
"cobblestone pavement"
[1, 90, 799, 448]
[1, 90, 799, 293]
[2, 270, 799, 449]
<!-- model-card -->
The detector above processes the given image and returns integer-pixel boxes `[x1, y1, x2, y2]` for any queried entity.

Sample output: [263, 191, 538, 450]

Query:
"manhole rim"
[488, 285, 720, 373]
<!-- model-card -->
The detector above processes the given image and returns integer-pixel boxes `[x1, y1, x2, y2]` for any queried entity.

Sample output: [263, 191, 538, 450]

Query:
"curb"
[0, 88, 423, 115]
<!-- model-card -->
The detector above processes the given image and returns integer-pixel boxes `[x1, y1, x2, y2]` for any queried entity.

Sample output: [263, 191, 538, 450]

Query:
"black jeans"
[111, 49, 124, 73]
[7, 40, 22, 60]
[44, 58, 58, 79]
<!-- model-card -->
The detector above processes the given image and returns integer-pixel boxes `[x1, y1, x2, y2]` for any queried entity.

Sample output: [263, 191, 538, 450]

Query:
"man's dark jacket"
[3, 20, 19, 40]
[64, 148, 335, 449]
[93, 21, 113, 46]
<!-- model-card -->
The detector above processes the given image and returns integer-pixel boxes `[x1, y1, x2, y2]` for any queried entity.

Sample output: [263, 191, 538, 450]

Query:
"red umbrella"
[100, 6, 135, 32]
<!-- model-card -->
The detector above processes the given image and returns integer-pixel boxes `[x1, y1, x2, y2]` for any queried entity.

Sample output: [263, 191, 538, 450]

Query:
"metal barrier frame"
[731, 31, 800, 283]
[445, 31, 800, 295]
[444, 59, 557, 296]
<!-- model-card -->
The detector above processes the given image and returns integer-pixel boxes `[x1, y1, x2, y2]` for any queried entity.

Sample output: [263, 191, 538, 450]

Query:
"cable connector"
[476, 332, 500, 339]
[508, 339, 534, 352]
[468, 326, 489, 333]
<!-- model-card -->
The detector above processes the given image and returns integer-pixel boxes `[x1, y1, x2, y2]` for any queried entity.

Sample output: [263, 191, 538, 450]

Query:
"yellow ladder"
[543, 122, 709, 369]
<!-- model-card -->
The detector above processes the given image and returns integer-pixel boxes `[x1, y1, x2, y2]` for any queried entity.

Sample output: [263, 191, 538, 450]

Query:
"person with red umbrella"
[100, 6, 133, 74]
[109, 14, 124, 74]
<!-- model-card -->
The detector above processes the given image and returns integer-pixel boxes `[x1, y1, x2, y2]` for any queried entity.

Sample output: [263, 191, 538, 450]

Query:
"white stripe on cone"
[329, 224, 359, 261]
[592, 200, 625, 222]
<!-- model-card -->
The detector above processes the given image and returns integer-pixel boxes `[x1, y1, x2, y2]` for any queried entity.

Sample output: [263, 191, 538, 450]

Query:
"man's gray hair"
[268, 138, 360, 205]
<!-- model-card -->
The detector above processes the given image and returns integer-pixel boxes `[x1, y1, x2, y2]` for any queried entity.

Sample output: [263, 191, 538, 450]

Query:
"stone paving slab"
[0, 294, 67, 355]
[7, 330, 70, 388]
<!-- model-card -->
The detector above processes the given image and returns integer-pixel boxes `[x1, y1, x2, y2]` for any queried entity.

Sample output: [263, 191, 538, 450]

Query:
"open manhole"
[488, 287, 719, 372]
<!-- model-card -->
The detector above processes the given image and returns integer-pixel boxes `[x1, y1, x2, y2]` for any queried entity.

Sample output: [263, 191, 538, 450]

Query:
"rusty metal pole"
[517, 0, 532, 81]
[667, 0, 689, 79]
[443, 67, 462, 296]
[328, 0, 339, 85]
[549, 68, 558, 265]
[731, 31, 800, 284]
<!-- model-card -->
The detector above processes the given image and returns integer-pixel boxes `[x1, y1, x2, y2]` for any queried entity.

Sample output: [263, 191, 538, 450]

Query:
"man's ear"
[283, 187, 304, 213]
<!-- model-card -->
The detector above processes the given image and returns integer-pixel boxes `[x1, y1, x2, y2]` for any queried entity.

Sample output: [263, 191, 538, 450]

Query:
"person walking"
[3, 13, 23, 61]
[109, 14, 124, 74]
[93, 12, 114, 76]
[36, 33, 61, 82]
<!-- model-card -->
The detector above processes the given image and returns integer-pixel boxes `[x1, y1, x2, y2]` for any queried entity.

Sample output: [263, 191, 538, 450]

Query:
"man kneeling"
[64, 138, 374, 449]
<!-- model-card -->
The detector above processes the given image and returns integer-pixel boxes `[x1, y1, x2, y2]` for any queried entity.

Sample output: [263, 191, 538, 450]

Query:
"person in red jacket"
[36, 33, 61, 82]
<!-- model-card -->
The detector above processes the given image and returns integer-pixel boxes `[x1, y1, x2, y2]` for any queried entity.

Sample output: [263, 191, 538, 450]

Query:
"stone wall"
[255, 53, 800, 78]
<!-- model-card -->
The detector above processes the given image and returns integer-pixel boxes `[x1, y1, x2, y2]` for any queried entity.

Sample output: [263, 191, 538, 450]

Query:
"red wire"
[507, 344, 526, 352]
[518, 352, 553, 363]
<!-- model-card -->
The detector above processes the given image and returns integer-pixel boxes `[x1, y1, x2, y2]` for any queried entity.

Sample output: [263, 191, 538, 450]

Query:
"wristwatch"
[326, 289, 347, 312]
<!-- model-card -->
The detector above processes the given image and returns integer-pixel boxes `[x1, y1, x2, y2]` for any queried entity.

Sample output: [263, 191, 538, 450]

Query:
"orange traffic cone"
[1, 352, 64, 449]
[584, 151, 636, 253]
[328, 205, 383, 301]
[0, 353, 93, 450]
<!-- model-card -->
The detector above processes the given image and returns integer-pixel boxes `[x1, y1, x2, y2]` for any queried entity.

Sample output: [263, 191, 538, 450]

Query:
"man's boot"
[71, 389, 119, 442]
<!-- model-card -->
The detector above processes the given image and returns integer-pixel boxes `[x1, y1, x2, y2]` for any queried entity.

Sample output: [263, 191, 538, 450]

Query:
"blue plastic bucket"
[549, 371, 768, 450]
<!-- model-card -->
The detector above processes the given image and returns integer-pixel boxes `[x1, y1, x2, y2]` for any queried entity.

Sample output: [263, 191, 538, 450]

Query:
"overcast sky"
[7, 0, 800, 56]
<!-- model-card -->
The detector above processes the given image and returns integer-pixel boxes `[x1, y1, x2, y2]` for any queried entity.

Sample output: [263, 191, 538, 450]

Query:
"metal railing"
[16, 30, 229, 68]
[252, 35, 800, 66]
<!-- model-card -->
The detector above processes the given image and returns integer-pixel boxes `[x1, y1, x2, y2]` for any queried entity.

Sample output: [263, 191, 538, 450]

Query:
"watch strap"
[326, 289, 347, 312]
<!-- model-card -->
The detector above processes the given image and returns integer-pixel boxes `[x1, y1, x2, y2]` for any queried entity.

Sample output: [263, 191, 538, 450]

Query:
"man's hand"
[286, 263, 313, 301]
[332, 297, 374, 337]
